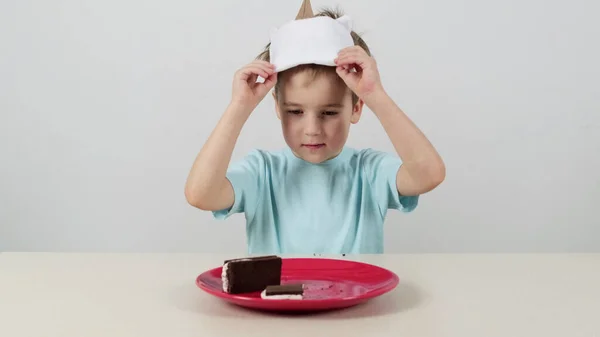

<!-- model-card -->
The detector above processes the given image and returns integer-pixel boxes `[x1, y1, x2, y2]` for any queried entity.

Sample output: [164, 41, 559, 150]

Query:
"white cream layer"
[222, 258, 255, 292]
[260, 289, 303, 300]
[221, 262, 229, 292]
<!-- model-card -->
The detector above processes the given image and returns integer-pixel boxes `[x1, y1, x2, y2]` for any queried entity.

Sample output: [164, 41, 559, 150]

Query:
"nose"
[304, 114, 322, 136]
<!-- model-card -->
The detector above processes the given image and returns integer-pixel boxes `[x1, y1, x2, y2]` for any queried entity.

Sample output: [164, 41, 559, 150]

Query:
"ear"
[350, 98, 363, 124]
[273, 91, 282, 120]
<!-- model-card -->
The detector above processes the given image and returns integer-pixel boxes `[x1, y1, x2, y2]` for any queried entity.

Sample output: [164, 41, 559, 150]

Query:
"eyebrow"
[283, 102, 344, 108]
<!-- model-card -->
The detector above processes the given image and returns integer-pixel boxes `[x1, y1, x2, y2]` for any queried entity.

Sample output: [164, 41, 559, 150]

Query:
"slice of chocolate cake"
[221, 255, 282, 294]
[261, 283, 304, 300]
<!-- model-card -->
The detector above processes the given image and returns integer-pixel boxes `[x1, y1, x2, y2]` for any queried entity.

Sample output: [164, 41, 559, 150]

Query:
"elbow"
[428, 158, 446, 189]
[184, 177, 231, 211]
[184, 185, 211, 210]
[411, 157, 446, 193]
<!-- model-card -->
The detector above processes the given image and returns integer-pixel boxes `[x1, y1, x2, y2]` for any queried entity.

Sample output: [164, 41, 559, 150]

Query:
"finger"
[236, 61, 276, 82]
[337, 46, 366, 58]
[336, 65, 348, 77]
[239, 66, 273, 82]
[263, 72, 278, 88]
[340, 52, 366, 62]
[246, 63, 275, 76]
[336, 48, 371, 61]
[240, 61, 275, 74]
[336, 61, 360, 74]
[252, 71, 277, 87]
[335, 50, 362, 61]
[335, 52, 366, 64]
[335, 55, 367, 69]
[249, 61, 275, 71]
[336, 69, 358, 90]
[250, 60, 276, 72]
[336, 65, 358, 83]
[239, 70, 263, 83]
[250, 63, 277, 79]
[256, 73, 278, 96]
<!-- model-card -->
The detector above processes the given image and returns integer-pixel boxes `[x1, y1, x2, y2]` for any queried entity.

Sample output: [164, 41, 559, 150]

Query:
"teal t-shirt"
[213, 147, 418, 254]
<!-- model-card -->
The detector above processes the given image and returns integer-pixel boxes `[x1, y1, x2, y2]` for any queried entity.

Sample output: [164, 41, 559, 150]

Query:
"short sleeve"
[212, 150, 264, 220]
[361, 149, 419, 215]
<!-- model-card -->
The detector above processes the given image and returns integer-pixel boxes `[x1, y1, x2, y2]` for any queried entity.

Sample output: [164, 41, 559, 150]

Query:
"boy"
[185, 5, 445, 254]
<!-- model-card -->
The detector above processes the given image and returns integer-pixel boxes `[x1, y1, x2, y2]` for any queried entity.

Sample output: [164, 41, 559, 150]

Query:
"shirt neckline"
[284, 146, 352, 166]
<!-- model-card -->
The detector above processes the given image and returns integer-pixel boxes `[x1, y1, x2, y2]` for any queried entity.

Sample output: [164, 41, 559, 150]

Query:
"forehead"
[278, 68, 351, 105]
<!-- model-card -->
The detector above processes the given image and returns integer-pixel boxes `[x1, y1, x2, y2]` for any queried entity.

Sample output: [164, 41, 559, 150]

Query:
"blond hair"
[257, 8, 371, 105]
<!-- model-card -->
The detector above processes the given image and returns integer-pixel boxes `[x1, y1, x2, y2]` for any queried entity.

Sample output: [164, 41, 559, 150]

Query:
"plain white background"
[1, 0, 599, 253]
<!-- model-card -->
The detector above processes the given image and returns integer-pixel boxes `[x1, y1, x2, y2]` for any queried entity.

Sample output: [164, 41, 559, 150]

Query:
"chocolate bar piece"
[261, 283, 304, 300]
[221, 255, 282, 294]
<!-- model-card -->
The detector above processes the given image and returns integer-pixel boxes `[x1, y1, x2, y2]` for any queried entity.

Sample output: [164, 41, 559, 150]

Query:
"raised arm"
[184, 61, 277, 210]
[365, 91, 445, 196]
[335, 46, 445, 196]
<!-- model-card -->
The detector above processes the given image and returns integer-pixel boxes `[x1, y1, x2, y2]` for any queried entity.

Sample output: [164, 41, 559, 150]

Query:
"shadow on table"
[169, 280, 423, 319]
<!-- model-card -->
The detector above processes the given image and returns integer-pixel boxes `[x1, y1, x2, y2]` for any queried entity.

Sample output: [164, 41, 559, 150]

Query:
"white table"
[0, 253, 598, 337]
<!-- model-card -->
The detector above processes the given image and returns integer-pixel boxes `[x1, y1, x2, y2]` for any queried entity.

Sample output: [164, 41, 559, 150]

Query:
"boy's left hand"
[334, 46, 383, 100]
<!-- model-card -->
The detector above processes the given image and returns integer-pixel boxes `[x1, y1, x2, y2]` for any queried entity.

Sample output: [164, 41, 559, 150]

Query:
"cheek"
[324, 118, 349, 137]
[281, 116, 301, 135]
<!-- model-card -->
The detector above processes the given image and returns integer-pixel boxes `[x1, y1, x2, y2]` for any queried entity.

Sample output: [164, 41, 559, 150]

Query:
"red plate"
[196, 257, 399, 311]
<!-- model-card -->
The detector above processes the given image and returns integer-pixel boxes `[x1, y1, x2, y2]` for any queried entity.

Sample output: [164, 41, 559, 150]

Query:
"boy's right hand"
[231, 60, 277, 111]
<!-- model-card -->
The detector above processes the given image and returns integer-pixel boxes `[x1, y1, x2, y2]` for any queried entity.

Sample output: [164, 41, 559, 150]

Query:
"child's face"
[274, 69, 363, 164]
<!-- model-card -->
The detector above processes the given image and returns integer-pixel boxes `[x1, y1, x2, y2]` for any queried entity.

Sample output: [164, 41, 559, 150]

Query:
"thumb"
[256, 73, 277, 97]
[263, 72, 277, 89]
[336, 66, 358, 89]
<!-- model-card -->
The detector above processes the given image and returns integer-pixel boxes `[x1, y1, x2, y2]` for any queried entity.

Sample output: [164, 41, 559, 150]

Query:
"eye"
[287, 110, 303, 115]
[323, 111, 339, 116]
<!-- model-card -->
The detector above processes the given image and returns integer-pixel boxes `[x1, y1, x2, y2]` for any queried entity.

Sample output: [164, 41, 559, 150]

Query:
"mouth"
[302, 143, 325, 150]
